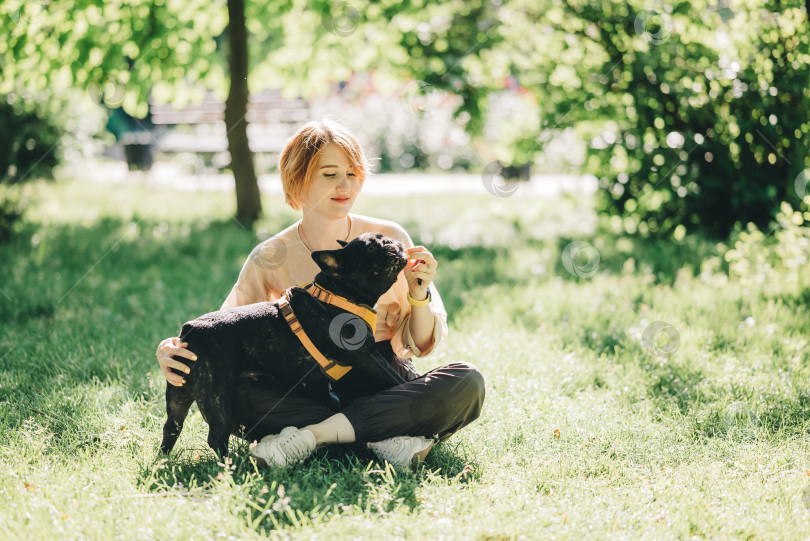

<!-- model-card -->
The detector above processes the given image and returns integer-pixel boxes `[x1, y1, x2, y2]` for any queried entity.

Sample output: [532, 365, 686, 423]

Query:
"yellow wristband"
[407, 288, 431, 307]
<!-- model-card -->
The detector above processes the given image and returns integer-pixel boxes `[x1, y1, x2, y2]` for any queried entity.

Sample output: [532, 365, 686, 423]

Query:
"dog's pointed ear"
[336, 239, 348, 247]
[311, 249, 341, 272]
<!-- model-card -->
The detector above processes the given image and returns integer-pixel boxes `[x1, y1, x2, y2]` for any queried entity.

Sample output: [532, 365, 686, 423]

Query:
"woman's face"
[300, 143, 362, 218]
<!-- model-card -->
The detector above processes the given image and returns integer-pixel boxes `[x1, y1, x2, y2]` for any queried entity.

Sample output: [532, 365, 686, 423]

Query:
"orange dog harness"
[276, 282, 377, 381]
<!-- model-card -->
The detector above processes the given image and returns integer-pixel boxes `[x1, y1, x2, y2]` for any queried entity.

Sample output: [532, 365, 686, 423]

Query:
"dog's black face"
[311, 232, 408, 307]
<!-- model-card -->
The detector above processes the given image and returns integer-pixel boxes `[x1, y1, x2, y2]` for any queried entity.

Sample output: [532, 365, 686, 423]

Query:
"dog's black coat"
[160, 232, 409, 457]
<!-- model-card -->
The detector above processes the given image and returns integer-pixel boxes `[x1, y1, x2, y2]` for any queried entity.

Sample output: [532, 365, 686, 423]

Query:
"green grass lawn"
[1, 176, 810, 539]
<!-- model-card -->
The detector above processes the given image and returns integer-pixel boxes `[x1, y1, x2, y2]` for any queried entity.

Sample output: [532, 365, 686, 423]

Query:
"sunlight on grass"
[1, 177, 809, 539]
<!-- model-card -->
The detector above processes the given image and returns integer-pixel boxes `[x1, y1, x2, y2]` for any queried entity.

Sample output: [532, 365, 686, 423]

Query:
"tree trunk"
[225, 0, 261, 224]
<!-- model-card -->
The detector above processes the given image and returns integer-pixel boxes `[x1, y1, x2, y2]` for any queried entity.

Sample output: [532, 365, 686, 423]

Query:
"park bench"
[133, 90, 311, 170]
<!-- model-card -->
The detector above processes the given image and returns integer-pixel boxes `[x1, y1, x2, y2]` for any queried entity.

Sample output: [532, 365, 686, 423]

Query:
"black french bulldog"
[160, 232, 409, 457]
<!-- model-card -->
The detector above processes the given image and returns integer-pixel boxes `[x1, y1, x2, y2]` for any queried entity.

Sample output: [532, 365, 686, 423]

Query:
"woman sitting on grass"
[155, 118, 485, 470]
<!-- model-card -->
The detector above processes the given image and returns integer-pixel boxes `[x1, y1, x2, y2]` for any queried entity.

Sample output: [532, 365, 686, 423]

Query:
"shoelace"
[276, 430, 311, 461]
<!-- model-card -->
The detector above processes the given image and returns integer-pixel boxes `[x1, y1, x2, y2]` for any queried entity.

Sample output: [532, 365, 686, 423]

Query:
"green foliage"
[4, 0, 809, 239]
[396, 0, 810, 237]
[0, 0, 229, 116]
[384, 0, 503, 135]
[531, 0, 809, 237]
[574, 0, 810, 238]
[722, 200, 810, 291]
[0, 186, 23, 244]
[0, 96, 62, 241]
[0, 97, 60, 185]
[0, 0, 419, 113]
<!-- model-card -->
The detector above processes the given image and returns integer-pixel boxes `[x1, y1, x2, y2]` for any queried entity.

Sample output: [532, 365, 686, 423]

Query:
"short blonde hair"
[278, 118, 371, 210]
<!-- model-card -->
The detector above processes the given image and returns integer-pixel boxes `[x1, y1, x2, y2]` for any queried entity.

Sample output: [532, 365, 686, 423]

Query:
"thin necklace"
[299, 215, 352, 252]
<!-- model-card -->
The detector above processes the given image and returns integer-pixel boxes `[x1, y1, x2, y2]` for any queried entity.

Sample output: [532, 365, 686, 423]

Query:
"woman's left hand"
[404, 246, 438, 301]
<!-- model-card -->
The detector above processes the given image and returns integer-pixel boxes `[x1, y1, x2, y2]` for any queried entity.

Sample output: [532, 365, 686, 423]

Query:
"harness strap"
[277, 289, 353, 382]
[303, 282, 377, 331]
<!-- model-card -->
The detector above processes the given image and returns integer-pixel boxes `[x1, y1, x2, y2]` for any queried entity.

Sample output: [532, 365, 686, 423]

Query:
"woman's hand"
[156, 337, 197, 386]
[404, 246, 438, 301]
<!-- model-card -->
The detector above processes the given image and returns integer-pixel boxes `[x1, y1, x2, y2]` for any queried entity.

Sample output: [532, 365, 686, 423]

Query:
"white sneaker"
[367, 435, 434, 470]
[250, 426, 316, 468]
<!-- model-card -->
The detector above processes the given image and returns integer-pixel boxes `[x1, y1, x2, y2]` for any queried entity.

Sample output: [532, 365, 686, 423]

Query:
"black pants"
[233, 340, 485, 443]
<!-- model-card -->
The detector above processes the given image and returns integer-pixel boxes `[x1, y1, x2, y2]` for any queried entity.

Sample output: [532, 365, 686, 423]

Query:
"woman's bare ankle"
[302, 413, 356, 446]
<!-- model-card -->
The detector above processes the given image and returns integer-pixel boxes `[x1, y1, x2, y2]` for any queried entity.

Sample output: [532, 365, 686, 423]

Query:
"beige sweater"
[221, 213, 448, 359]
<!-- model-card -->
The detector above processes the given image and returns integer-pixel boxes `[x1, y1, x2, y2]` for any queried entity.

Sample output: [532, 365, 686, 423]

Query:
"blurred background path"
[75, 160, 598, 198]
